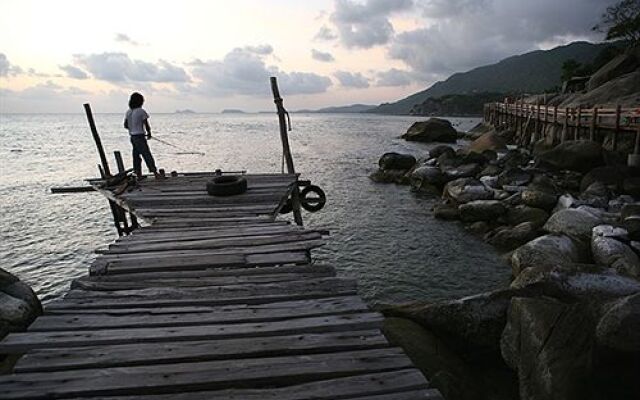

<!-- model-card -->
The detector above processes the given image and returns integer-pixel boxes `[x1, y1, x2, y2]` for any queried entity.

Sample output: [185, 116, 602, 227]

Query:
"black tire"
[299, 185, 326, 212]
[206, 175, 248, 196]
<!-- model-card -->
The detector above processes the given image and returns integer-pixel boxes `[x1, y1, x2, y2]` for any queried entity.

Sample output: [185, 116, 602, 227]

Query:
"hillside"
[370, 41, 614, 115]
[295, 104, 376, 113]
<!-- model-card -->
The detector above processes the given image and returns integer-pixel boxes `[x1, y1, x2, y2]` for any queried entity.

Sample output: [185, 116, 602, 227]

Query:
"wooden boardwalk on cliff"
[0, 172, 441, 399]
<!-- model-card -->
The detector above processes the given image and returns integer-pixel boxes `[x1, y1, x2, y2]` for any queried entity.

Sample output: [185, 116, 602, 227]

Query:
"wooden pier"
[0, 174, 441, 398]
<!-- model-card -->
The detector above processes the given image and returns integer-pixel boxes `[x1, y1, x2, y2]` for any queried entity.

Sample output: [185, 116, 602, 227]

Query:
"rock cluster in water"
[1, 268, 42, 341]
[373, 120, 640, 400]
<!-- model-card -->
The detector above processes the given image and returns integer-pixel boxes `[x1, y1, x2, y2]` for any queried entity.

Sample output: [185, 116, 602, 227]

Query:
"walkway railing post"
[270, 77, 303, 226]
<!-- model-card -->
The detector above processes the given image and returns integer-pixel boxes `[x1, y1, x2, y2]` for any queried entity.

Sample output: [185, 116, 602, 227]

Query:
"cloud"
[243, 45, 273, 55]
[74, 52, 189, 83]
[190, 47, 332, 97]
[114, 33, 140, 46]
[311, 49, 335, 62]
[330, 0, 414, 48]
[375, 68, 414, 86]
[334, 70, 370, 88]
[314, 25, 338, 41]
[59, 64, 88, 79]
[388, 0, 618, 80]
[0, 53, 23, 76]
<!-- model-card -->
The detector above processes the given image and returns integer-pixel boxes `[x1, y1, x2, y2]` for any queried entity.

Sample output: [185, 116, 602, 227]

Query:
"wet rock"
[0, 267, 42, 340]
[580, 166, 629, 192]
[596, 292, 640, 352]
[429, 144, 455, 159]
[478, 164, 502, 177]
[507, 205, 549, 228]
[466, 132, 508, 154]
[536, 140, 604, 172]
[497, 167, 532, 187]
[466, 221, 491, 235]
[579, 181, 609, 209]
[521, 189, 558, 211]
[481, 150, 498, 162]
[500, 149, 530, 169]
[442, 163, 482, 180]
[410, 166, 447, 187]
[479, 175, 499, 189]
[443, 178, 494, 204]
[625, 215, 640, 242]
[402, 118, 458, 143]
[543, 208, 602, 243]
[459, 200, 506, 222]
[433, 202, 460, 220]
[369, 168, 409, 184]
[511, 234, 581, 276]
[378, 152, 416, 170]
[501, 297, 594, 400]
[608, 195, 635, 213]
[486, 222, 539, 251]
[592, 225, 640, 278]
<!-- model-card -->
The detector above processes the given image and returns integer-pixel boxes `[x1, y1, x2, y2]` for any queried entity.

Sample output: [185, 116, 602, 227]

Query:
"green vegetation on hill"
[370, 41, 615, 115]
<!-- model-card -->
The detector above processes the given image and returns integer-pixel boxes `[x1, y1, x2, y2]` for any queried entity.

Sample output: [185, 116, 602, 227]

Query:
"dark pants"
[130, 135, 157, 174]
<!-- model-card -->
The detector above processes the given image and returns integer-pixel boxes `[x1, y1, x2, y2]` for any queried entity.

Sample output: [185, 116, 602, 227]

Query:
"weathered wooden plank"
[30, 296, 367, 331]
[343, 389, 444, 400]
[114, 225, 305, 244]
[129, 194, 285, 207]
[0, 313, 383, 352]
[107, 232, 322, 254]
[15, 329, 387, 372]
[0, 349, 413, 399]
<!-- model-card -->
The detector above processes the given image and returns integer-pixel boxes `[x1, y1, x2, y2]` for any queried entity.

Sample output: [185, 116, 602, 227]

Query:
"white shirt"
[125, 108, 149, 136]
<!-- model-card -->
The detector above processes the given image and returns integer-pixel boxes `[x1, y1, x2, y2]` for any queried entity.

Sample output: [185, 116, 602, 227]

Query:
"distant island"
[294, 104, 376, 114]
[174, 109, 196, 114]
[221, 109, 246, 114]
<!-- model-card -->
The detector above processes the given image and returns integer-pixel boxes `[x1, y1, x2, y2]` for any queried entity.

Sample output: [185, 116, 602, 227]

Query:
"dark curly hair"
[128, 92, 144, 109]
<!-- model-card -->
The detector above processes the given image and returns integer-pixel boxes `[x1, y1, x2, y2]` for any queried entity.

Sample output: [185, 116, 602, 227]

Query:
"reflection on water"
[0, 112, 508, 305]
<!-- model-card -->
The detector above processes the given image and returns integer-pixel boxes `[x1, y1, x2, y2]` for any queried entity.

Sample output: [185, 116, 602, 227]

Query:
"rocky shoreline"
[371, 118, 640, 400]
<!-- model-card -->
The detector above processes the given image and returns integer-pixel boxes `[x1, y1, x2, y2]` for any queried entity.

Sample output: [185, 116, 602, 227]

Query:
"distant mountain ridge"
[294, 104, 376, 113]
[369, 41, 614, 115]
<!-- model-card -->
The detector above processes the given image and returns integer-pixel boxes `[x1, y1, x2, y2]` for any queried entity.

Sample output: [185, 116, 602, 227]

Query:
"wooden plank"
[15, 329, 387, 372]
[0, 349, 413, 399]
[46, 278, 356, 310]
[114, 225, 305, 244]
[30, 296, 367, 331]
[0, 313, 383, 352]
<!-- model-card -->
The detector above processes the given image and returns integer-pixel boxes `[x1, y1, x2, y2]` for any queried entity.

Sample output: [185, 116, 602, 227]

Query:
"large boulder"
[459, 200, 506, 222]
[443, 178, 494, 204]
[465, 132, 507, 154]
[402, 118, 458, 143]
[0, 268, 42, 340]
[580, 165, 630, 192]
[378, 152, 417, 171]
[441, 163, 483, 180]
[429, 144, 455, 160]
[410, 166, 446, 194]
[587, 51, 640, 91]
[596, 292, 640, 352]
[501, 297, 594, 400]
[485, 222, 540, 251]
[511, 234, 581, 276]
[592, 225, 640, 278]
[536, 140, 604, 173]
[433, 202, 460, 220]
[521, 189, 558, 211]
[579, 181, 609, 209]
[507, 205, 549, 228]
[543, 208, 602, 243]
[497, 167, 532, 188]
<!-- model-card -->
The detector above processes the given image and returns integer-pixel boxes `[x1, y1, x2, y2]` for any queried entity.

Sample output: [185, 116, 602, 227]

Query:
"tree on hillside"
[593, 0, 640, 42]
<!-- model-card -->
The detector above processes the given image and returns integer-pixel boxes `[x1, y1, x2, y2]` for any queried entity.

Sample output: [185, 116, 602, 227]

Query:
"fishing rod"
[149, 136, 205, 156]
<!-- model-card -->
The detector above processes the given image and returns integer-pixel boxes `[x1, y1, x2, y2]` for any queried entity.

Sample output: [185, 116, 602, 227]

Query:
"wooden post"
[114, 150, 126, 172]
[562, 107, 569, 142]
[576, 106, 582, 140]
[534, 102, 540, 143]
[84, 103, 111, 177]
[614, 105, 621, 150]
[114, 151, 138, 233]
[590, 108, 598, 141]
[270, 77, 303, 226]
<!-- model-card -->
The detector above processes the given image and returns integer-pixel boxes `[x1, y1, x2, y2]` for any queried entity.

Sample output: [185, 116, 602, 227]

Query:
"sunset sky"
[0, 0, 615, 113]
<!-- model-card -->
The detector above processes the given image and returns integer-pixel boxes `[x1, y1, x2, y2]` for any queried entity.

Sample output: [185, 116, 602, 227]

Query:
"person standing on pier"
[124, 92, 161, 179]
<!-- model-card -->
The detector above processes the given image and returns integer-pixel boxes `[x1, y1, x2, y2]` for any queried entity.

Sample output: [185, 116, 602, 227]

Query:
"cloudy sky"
[0, 0, 615, 113]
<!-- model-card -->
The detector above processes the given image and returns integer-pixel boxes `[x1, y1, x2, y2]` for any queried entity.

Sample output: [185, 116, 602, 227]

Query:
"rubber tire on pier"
[300, 185, 326, 212]
[206, 175, 248, 196]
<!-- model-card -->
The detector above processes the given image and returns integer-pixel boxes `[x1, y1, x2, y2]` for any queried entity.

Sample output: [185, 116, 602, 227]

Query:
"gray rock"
[592, 225, 640, 278]
[580, 166, 629, 192]
[459, 200, 506, 222]
[536, 140, 604, 173]
[579, 181, 609, 209]
[497, 167, 532, 187]
[402, 118, 458, 143]
[543, 208, 602, 242]
[521, 189, 558, 211]
[507, 205, 549, 228]
[623, 177, 640, 197]
[625, 215, 640, 242]
[608, 195, 635, 213]
[478, 164, 502, 177]
[479, 175, 499, 189]
[587, 51, 640, 91]
[369, 168, 409, 184]
[433, 203, 460, 220]
[0, 267, 42, 340]
[596, 292, 640, 352]
[410, 166, 447, 187]
[378, 152, 416, 171]
[501, 297, 593, 400]
[486, 222, 539, 251]
[511, 234, 581, 276]
[428, 144, 455, 159]
[466, 131, 507, 154]
[443, 178, 494, 204]
[442, 163, 482, 180]
[466, 221, 491, 235]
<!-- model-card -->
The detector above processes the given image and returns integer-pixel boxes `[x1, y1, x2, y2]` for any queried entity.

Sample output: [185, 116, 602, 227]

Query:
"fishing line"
[149, 136, 205, 156]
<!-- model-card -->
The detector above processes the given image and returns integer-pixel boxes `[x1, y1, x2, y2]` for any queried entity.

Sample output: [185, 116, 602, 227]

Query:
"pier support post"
[84, 103, 111, 177]
[271, 77, 303, 226]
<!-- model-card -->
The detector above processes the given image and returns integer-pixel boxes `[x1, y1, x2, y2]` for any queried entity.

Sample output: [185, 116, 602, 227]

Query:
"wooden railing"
[484, 101, 640, 151]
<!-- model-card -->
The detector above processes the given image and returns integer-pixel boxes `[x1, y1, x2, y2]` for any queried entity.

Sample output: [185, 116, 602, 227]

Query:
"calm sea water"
[0, 112, 508, 305]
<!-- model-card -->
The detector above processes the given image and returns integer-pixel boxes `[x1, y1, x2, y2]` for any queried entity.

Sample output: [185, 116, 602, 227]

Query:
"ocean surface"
[0, 112, 509, 306]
